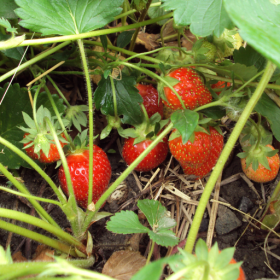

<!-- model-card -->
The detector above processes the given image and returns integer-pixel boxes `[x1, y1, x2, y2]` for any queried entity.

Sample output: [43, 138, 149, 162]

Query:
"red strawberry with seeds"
[23, 133, 67, 164]
[181, 127, 224, 178]
[58, 146, 111, 209]
[169, 130, 212, 167]
[122, 136, 169, 172]
[162, 67, 212, 110]
[136, 84, 164, 118]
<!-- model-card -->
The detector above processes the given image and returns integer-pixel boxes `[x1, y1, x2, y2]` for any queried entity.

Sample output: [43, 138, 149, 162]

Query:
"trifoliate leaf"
[15, 0, 124, 35]
[94, 73, 143, 125]
[106, 211, 149, 234]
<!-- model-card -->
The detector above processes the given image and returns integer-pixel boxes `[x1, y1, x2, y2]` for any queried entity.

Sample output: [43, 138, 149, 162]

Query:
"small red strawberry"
[161, 67, 212, 110]
[136, 84, 164, 118]
[23, 133, 67, 164]
[169, 130, 212, 167]
[58, 146, 111, 209]
[181, 127, 224, 178]
[211, 81, 231, 95]
[122, 136, 169, 172]
[240, 144, 280, 183]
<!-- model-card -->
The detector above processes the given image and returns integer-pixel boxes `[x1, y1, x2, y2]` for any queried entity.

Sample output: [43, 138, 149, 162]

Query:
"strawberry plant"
[0, 0, 280, 279]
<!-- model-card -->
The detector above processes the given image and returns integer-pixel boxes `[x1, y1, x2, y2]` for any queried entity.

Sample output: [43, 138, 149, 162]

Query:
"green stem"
[0, 208, 84, 249]
[146, 241, 155, 265]
[76, 39, 94, 210]
[0, 161, 59, 228]
[0, 220, 77, 257]
[129, 0, 153, 52]
[185, 61, 277, 253]
[141, 104, 150, 124]
[82, 122, 174, 232]
[32, 83, 43, 131]
[46, 75, 71, 107]
[43, 84, 75, 149]
[0, 41, 71, 82]
[44, 118, 79, 234]
[0, 137, 66, 204]
[110, 76, 118, 118]
[120, 61, 187, 110]
[0, 257, 95, 279]
[14, 13, 173, 48]
[0, 186, 62, 207]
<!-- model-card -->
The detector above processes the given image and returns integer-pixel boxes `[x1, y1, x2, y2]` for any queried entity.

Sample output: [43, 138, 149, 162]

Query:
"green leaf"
[171, 110, 199, 144]
[214, 63, 258, 81]
[255, 93, 280, 142]
[15, 0, 124, 35]
[0, 18, 17, 33]
[106, 211, 149, 234]
[161, 0, 234, 37]
[94, 73, 143, 125]
[0, 1, 19, 19]
[0, 83, 32, 169]
[1, 47, 26, 61]
[233, 46, 266, 73]
[148, 229, 179, 247]
[100, 35, 107, 52]
[200, 106, 225, 120]
[137, 199, 176, 231]
[148, 0, 170, 26]
[224, 0, 280, 69]
[131, 255, 181, 280]
[117, 30, 135, 49]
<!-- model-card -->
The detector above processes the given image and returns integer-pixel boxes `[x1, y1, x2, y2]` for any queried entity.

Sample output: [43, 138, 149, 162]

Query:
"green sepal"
[236, 152, 247, 159]
[198, 118, 212, 125]
[100, 124, 112, 140]
[168, 129, 181, 141]
[252, 157, 260, 172]
[171, 110, 199, 144]
[266, 149, 279, 157]
[258, 155, 270, 171]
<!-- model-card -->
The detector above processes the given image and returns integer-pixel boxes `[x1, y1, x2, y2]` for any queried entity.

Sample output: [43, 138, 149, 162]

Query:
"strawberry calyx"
[237, 144, 278, 172]
[65, 105, 88, 132]
[192, 39, 217, 63]
[19, 106, 69, 158]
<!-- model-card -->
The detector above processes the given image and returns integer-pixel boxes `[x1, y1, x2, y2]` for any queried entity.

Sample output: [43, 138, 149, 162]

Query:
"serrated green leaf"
[15, 0, 124, 36]
[224, 0, 280, 69]
[94, 73, 143, 125]
[106, 210, 149, 234]
[233, 46, 266, 73]
[148, 229, 179, 247]
[162, 0, 234, 37]
[0, 18, 17, 33]
[138, 199, 176, 231]
[0, 83, 33, 169]
[117, 30, 135, 49]
[171, 110, 199, 144]
[255, 93, 280, 142]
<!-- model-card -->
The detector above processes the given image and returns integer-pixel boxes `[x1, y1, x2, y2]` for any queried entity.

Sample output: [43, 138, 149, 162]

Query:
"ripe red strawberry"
[181, 127, 224, 178]
[169, 130, 212, 167]
[122, 136, 169, 172]
[23, 133, 67, 164]
[211, 81, 231, 95]
[58, 146, 111, 209]
[162, 67, 212, 110]
[240, 144, 280, 183]
[136, 84, 164, 118]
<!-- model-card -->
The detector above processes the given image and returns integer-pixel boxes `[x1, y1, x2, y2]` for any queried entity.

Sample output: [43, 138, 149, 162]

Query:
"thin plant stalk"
[146, 241, 155, 265]
[0, 220, 77, 257]
[0, 208, 84, 249]
[76, 39, 94, 210]
[185, 61, 277, 253]
[0, 137, 66, 204]
[0, 161, 59, 227]
[0, 41, 71, 82]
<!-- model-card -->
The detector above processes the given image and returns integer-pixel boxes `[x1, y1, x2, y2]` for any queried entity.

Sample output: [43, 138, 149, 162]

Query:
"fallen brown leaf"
[136, 32, 160, 51]
[102, 250, 146, 280]
[32, 245, 54, 262]
[12, 251, 27, 262]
